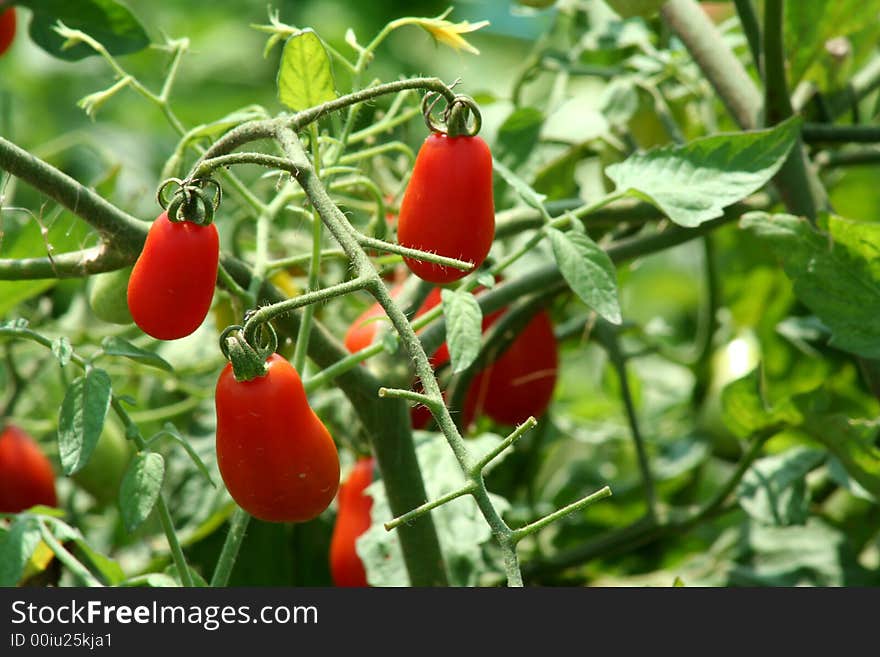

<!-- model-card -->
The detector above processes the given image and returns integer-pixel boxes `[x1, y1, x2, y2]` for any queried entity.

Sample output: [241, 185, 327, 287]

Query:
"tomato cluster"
[0, 425, 58, 514]
[344, 283, 559, 430]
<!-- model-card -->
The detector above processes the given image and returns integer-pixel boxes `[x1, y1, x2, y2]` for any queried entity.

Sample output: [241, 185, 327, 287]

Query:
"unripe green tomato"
[517, 0, 557, 8]
[72, 417, 133, 505]
[697, 331, 761, 459]
[89, 267, 135, 325]
[605, 0, 666, 19]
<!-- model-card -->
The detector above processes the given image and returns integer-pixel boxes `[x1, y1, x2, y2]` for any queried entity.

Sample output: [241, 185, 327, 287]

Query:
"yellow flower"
[413, 10, 489, 55]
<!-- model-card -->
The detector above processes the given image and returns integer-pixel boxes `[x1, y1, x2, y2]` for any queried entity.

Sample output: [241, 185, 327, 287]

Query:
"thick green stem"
[0, 136, 146, 250]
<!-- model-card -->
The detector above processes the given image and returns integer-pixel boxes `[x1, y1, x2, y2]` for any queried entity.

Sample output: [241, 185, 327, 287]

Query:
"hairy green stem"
[210, 507, 251, 587]
[0, 136, 146, 250]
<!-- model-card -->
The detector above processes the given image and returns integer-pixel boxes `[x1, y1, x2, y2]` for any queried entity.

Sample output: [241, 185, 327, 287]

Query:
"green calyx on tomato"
[127, 211, 219, 341]
[0, 424, 58, 513]
[329, 456, 375, 587]
[215, 353, 340, 523]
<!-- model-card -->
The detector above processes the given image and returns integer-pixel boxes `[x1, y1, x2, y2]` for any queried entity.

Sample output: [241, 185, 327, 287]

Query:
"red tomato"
[344, 286, 447, 430]
[0, 8, 16, 57]
[329, 457, 375, 587]
[344, 286, 449, 368]
[397, 133, 495, 283]
[215, 353, 340, 523]
[0, 425, 58, 513]
[463, 309, 558, 427]
[127, 211, 219, 340]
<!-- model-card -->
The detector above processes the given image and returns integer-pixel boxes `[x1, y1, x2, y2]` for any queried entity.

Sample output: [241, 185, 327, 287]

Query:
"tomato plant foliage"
[0, 0, 879, 589]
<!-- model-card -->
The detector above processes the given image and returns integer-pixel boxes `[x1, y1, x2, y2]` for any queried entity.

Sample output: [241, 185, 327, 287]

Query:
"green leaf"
[733, 518, 847, 586]
[58, 368, 112, 475]
[441, 289, 483, 374]
[743, 212, 880, 359]
[119, 452, 165, 533]
[71, 537, 125, 585]
[796, 412, 880, 500]
[599, 77, 639, 128]
[17, 0, 149, 61]
[493, 158, 547, 211]
[359, 433, 511, 586]
[737, 447, 826, 526]
[150, 423, 216, 488]
[605, 118, 799, 227]
[51, 337, 73, 368]
[496, 107, 544, 167]
[277, 29, 337, 112]
[720, 368, 800, 438]
[0, 517, 42, 586]
[101, 336, 173, 372]
[120, 573, 179, 587]
[547, 226, 622, 324]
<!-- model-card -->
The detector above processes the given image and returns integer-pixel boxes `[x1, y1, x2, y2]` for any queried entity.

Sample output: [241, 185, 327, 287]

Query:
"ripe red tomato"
[463, 309, 558, 427]
[127, 211, 219, 340]
[215, 353, 340, 523]
[329, 456, 375, 587]
[344, 285, 449, 368]
[344, 286, 447, 430]
[0, 425, 58, 513]
[0, 8, 16, 57]
[397, 133, 495, 283]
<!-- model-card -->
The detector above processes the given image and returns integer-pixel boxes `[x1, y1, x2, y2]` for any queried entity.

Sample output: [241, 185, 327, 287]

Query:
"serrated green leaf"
[737, 447, 826, 526]
[743, 212, 880, 359]
[606, 118, 799, 227]
[18, 0, 149, 61]
[493, 158, 547, 210]
[277, 29, 337, 111]
[101, 336, 173, 372]
[119, 452, 165, 533]
[0, 517, 42, 586]
[441, 289, 483, 374]
[547, 226, 621, 324]
[51, 336, 72, 368]
[58, 368, 112, 475]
